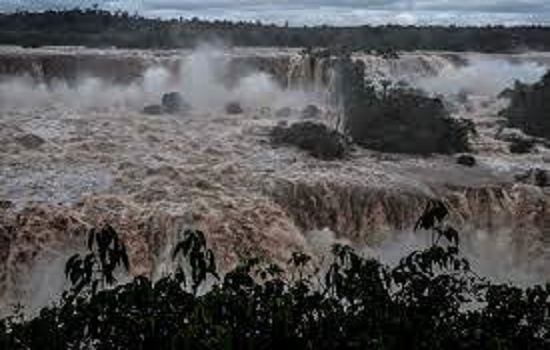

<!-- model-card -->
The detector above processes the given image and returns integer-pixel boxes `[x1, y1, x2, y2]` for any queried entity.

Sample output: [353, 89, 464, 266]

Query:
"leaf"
[172, 241, 184, 260]
[442, 227, 460, 246]
[65, 254, 81, 278]
[415, 200, 449, 231]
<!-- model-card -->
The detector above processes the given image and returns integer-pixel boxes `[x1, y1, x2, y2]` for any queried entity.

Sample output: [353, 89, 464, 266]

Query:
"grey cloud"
[1, 0, 550, 25]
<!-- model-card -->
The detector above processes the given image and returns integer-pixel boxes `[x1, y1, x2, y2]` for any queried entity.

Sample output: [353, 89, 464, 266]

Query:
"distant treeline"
[1, 8, 550, 51]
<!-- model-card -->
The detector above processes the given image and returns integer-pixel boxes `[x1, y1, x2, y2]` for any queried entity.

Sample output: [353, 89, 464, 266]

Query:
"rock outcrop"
[271, 121, 349, 160]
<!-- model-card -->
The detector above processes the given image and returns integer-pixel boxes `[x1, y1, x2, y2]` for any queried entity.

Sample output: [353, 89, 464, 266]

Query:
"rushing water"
[1, 45, 550, 312]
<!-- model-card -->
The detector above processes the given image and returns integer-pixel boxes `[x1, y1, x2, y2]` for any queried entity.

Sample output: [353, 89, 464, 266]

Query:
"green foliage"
[1, 202, 549, 349]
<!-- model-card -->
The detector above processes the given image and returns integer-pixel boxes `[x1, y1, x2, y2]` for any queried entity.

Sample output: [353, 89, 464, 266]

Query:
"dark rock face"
[225, 101, 243, 115]
[15, 134, 45, 149]
[275, 107, 292, 118]
[142, 105, 163, 115]
[457, 155, 476, 167]
[335, 56, 472, 155]
[301, 105, 321, 119]
[161, 92, 188, 114]
[501, 72, 550, 139]
[345, 92, 472, 155]
[271, 121, 349, 160]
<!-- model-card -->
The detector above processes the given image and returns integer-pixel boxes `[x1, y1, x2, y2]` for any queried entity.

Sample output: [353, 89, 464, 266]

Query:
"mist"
[2, 45, 550, 317]
[415, 56, 547, 96]
[0, 43, 320, 113]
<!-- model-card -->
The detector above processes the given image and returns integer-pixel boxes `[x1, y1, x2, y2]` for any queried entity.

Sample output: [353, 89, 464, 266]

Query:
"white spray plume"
[0, 42, 320, 113]
[415, 57, 547, 97]
[306, 224, 547, 288]
[361, 227, 546, 287]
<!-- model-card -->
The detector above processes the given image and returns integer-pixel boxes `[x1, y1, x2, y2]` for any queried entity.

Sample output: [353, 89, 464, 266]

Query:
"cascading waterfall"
[2, 46, 550, 311]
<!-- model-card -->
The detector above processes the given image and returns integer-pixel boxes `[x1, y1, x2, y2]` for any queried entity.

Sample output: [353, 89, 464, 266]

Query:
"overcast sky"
[2, 0, 550, 26]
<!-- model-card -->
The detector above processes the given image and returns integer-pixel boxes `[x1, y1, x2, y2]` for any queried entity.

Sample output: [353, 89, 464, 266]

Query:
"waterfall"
[2, 46, 550, 311]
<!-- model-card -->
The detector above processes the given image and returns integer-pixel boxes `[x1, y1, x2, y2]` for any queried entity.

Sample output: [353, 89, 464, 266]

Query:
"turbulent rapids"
[2, 45, 550, 311]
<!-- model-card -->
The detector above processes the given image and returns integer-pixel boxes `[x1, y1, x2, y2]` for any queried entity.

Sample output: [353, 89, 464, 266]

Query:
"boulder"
[271, 121, 349, 160]
[457, 154, 476, 167]
[0, 200, 13, 210]
[225, 101, 243, 115]
[142, 105, 163, 115]
[161, 92, 189, 114]
[275, 107, 292, 118]
[15, 134, 45, 149]
[302, 105, 321, 119]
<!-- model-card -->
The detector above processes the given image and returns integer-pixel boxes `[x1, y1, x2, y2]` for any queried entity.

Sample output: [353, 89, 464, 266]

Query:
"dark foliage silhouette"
[1, 201, 549, 349]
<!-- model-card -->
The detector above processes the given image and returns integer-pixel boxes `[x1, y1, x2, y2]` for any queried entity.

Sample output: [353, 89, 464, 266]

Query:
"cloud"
[1, 0, 550, 26]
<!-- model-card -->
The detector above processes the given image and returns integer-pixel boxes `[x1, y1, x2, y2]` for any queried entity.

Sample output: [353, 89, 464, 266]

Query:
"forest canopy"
[1, 8, 550, 51]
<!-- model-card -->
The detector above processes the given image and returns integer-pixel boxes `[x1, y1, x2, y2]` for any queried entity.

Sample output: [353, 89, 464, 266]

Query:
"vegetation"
[500, 73, 550, 140]
[337, 57, 474, 155]
[1, 201, 549, 349]
[2, 8, 550, 51]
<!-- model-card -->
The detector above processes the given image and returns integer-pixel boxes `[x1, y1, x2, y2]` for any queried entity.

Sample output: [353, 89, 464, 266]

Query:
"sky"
[2, 0, 550, 26]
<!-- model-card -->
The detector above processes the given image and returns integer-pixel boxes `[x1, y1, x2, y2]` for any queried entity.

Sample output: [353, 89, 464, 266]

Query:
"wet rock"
[271, 121, 349, 160]
[497, 128, 537, 154]
[142, 105, 163, 115]
[275, 107, 292, 118]
[457, 154, 476, 167]
[501, 72, 550, 140]
[509, 138, 535, 154]
[15, 133, 45, 149]
[301, 104, 321, 119]
[534, 169, 549, 187]
[515, 168, 550, 187]
[225, 101, 243, 115]
[0, 200, 13, 210]
[346, 85, 472, 155]
[161, 92, 189, 114]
